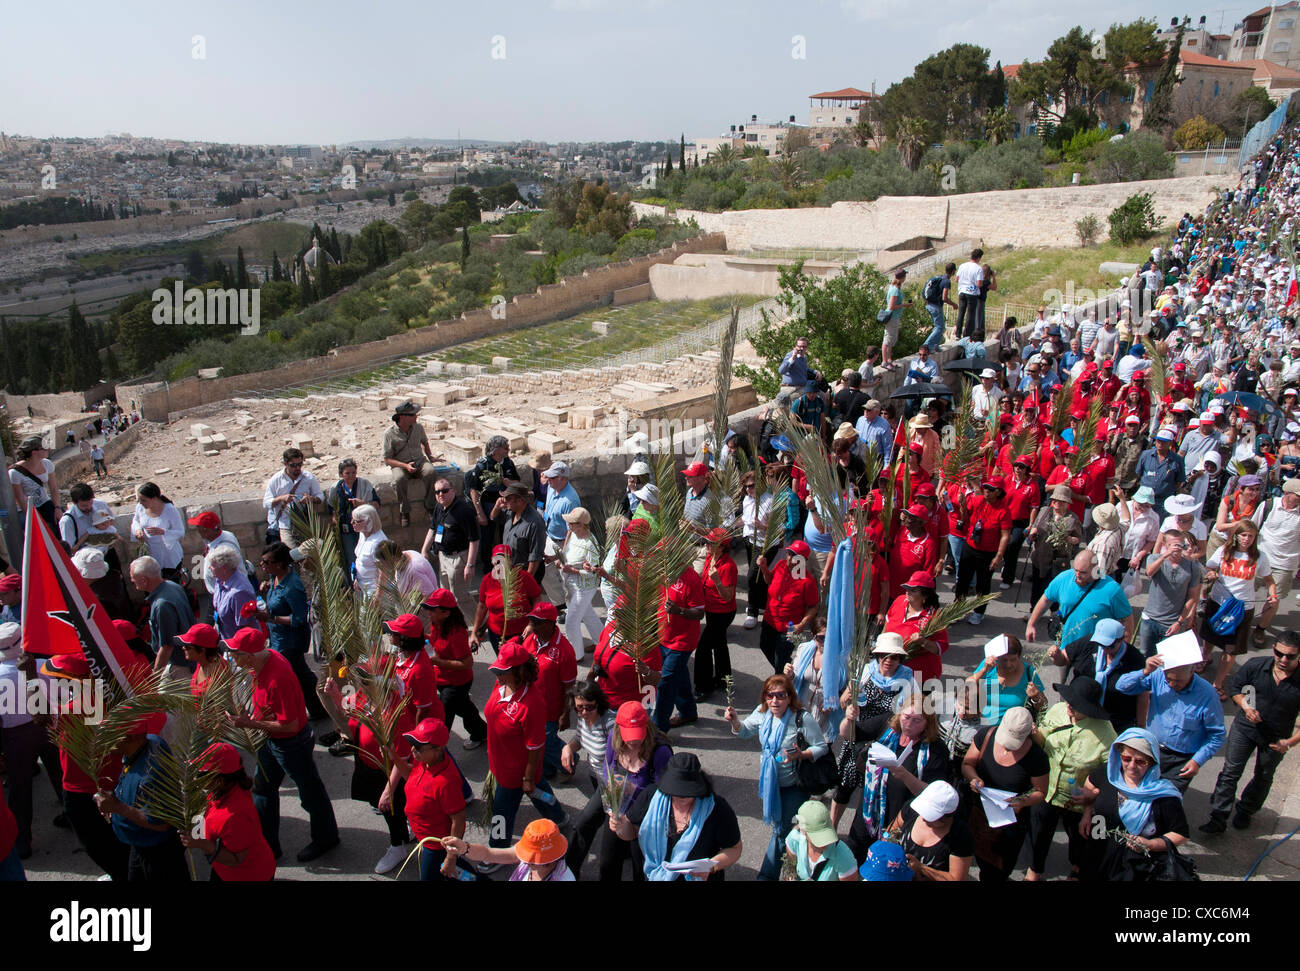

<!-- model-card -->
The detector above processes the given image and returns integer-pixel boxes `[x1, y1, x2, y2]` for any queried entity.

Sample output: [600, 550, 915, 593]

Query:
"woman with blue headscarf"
[1077, 728, 1189, 881]
[725, 672, 827, 880]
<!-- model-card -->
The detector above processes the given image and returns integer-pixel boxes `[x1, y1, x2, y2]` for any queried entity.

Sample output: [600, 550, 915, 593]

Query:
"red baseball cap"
[403, 717, 451, 748]
[616, 701, 650, 742]
[526, 602, 559, 623]
[704, 526, 731, 544]
[902, 571, 936, 589]
[1021, 400, 1038, 410]
[0, 574, 20, 592]
[904, 503, 929, 519]
[40, 653, 92, 679]
[1101, 359, 1114, 369]
[112, 619, 141, 642]
[1173, 362, 1186, 371]
[998, 414, 1014, 425]
[982, 476, 1006, 492]
[129, 711, 168, 737]
[222, 627, 268, 654]
[491, 544, 513, 559]
[913, 483, 937, 499]
[908, 442, 925, 455]
[1012, 455, 1033, 468]
[197, 742, 242, 775]
[490, 639, 533, 671]
[175, 623, 219, 651]
[421, 588, 457, 610]
[682, 462, 710, 478]
[787, 540, 812, 558]
[187, 511, 221, 529]
[383, 613, 425, 639]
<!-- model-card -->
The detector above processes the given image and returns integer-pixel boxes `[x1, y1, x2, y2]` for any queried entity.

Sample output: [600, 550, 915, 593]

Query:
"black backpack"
[923, 274, 946, 305]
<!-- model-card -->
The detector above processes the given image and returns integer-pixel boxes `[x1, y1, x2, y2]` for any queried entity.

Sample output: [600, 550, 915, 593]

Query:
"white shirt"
[263, 469, 324, 529]
[397, 550, 438, 597]
[9, 459, 55, 508]
[1259, 500, 1300, 574]
[202, 530, 245, 597]
[971, 384, 1002, 419]
[956, 260, 983, 296]
[354, 529, 389, 594]
[60, 500, 118, 549]
[131, 502, 186, 570]
[1121, 507, 1160, 560]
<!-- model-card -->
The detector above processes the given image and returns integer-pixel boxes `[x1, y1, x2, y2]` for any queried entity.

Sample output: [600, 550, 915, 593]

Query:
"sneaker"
[743, 616, 757, 630]
[967, 612, 983, 626]
[52, 812, 71, 829]
[669, 714, 698, 728]
[329, 737, 351, 757]
[374, 844, 408, 875]
[462, 737, 485, 750]
[999, 582, 1011, 590]
[296, 837, 341, 863]
[1232, 812, 1253, 831]
[318, 730, 340, 748]
[1198, 817, 1227, 834]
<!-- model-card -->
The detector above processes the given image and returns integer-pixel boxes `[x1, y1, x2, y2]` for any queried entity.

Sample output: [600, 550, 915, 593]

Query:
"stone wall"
[632, 175, 1226, 253]
[54, 421, 143, 482]
[114, 233, 727, 422]
[648, 253, 844, 301]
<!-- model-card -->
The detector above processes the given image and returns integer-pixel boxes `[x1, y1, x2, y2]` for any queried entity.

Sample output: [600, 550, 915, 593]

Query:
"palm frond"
[1141, 335, 1167, 402]
[1009, 426, 1034, 464]
[199, 662, 266, 757]
[290, 507, 367, 669]
[758, 485, 792, 557]
[342, 652, 412, 780]
[1068, 394, 1106, 476]
[912, 593, 1001, 653]
[136, 704, 212, 834]
[778, 411, 846, 546]
[1047, 374, 1074, 442]
[650, 449, 684, 541]
[939, 381, 984, 488]
[476, 772, 497, 832]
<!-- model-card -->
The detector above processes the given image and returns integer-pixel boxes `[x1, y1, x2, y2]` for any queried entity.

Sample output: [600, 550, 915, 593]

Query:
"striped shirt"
[574, 709, 617, 774]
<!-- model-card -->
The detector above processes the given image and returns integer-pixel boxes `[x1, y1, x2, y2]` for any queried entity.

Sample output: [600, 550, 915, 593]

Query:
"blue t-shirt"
[112, 736, 172, 847]
[971, 660, 1045, 725]
[1044, 572, 1132, 648]
[543, 483, 580, 541]
[887, 284, 904, 321]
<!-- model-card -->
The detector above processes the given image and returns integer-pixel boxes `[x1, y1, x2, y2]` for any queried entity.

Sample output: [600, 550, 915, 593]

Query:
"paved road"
[15, 555, 1300, 882]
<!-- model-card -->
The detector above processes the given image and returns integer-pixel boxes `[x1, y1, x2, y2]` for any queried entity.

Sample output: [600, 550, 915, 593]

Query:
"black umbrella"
[889, 381, 954, 400]
[944, 358, 1002, 375]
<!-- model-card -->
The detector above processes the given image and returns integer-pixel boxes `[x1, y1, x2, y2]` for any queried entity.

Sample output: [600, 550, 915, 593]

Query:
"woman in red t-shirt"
[180, 743, 276, 881]
[888, 504, 939, 594]
[884, 571, 948, 687]
[1002, 457, 1042, 588]
[471, 545, 542, 652]
[695, 526, 738, 700]
[383, 718, 471, 881]
[955, 477, 1012, 626]
[57, 702, 127, 882]
[590, 621, 662, 708]
[756, 540, 820, 673]
[385, 614, 443, 724]
[419, 588, 487, 748]
[175, 623, 224, 699]
[483, 641, 566, 852]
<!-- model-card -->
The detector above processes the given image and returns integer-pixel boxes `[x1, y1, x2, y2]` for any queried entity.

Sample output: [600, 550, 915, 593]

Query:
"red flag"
[20, 505, 140, 697]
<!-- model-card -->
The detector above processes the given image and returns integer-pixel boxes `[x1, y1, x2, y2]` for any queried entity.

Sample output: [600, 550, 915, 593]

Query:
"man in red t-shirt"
[654, 566, 705, 732]
[591, 621, 662, 708]
[520, 601, 577, 779]
[227, 626, 340, 863]
[954, 477, 1012, 626]
[756, 540, 820, 674]
[1002, 457, 1042, 589]
[889, 503, 939, 593]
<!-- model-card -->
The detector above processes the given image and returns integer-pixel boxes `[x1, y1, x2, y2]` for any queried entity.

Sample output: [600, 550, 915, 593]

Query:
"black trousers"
[1, 721, 63, 852]
[693, 609, 735, 693]
[594, 826, 644, 882]
[758, 624, 794, 673]
[955, 547, 995, 614]
[564, 767, 604, 879]
[1159, 746, 1195, 794]
[351, 760, 409, 846]
[745, 541, 769, 617]
[64, 791, 128, 881]
[956, 293, 979, 339]
[438, 682, 487, 742]
[126, 834, 191, 883]
[1209, 721, 1284, 821]
[1028, 801, 1085, 874]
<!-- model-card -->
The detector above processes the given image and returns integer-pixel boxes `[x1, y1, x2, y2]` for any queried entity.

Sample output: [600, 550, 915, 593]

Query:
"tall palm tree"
[985, 106, 1014, 145]
[851, 119, 874, 148]
[710, 143, 736, 165]
[895, 118, 928, 172]
[774, 155, 802, 191]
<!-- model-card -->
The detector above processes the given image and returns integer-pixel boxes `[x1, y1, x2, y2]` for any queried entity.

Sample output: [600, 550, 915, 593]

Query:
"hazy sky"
[1, 0, 1260, 145]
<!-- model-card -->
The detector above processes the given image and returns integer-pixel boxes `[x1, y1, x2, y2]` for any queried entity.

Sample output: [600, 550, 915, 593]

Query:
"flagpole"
[0, 432, 22, 567]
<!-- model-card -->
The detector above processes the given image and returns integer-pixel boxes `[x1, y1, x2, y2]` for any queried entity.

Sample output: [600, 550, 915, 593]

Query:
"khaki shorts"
[1258, 569, 1292, 600]
[882, 318, 900, 348]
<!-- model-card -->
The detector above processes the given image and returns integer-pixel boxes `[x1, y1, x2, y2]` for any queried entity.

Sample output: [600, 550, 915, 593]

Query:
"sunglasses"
[1275, 649, 1300, 661]
[287, 462, 304, 469]
[574, 702, 596, 712]
[766, 691, 789, 700]
[434, 488, 451, 494]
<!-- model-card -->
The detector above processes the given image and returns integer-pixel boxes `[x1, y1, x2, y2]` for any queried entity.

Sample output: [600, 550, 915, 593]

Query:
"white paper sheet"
[1157, 629, 1203, 670]
[979, 787, 1020, 828]
[662, 858, 718, 874]
[983, 634, 1010, 659]
[868, 741, 903, 768]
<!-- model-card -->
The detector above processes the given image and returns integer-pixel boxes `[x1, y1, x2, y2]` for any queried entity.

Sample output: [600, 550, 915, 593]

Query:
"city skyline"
[2, 0, 1263, 145]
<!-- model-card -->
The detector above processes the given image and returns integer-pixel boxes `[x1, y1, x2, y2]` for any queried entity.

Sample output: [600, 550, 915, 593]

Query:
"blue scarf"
[793, 641, 817, 697]
[1093, 645, 1122, 705]
[640, 790, 716, 881]
[822, 535, 855, 719]
[861, 728, 929, 838]
[1106, 728, 1182, 837]
[759, 708, 792, 826]
[864, 660, 916, 704]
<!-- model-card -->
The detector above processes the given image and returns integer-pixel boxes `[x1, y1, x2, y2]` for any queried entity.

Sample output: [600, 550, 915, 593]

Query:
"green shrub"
[957, 139, 1046, 193]
[1091, 132, 1173, 183]
[1076, 213, 1101, 247]
[354, 312, 402, 343]
[1108, 192, 1158, 243]
[1173, 115, 1227, 150]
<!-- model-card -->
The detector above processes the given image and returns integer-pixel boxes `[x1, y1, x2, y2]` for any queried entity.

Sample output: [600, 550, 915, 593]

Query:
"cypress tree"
[461, 225, 470, 269]
[271, 250, 283, 282]
[235, 246, 249, 289]
[680, 133, 686, 169]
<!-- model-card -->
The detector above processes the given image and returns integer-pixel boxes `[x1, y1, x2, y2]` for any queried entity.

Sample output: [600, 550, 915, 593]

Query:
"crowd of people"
[6, 129, 1300, 885]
